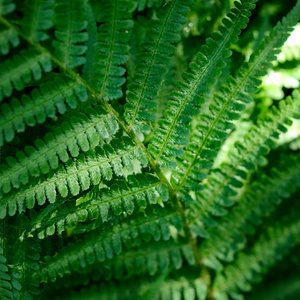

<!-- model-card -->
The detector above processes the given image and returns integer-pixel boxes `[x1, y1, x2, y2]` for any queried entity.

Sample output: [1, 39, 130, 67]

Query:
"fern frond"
[200, 154, 300, 271]
[22, 0, 54, 42]
[0, 27, 19, 55]
[53, 274, 207, 300]
[0, 0, 15, 17]
[1, 218, 41, 299]
[124, 0, 192, 133]
[212, 215, 300, 300]
[0, 49, 52, 101]
[148, 0, 256, 167]
[53, 0, 87, 68]
[0, 137, 147, 219]
[187, 91, 300, 237]
[0, 248, 15, 299]
[91, 0, 135, 100]
[0, 75, 88, 146]
[38, 239, 195, 283]
[0, 106, 118, 194]
[171, 1, 300, 187]
[34, 206, 180, 281]
[28, 174, 169, 239]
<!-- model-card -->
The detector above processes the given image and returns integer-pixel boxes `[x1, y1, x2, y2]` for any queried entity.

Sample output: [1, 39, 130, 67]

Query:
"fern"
[0, 26, 19, 55]
[27, 175, 170, 239]
[171, 2, 300, 194]
[124, 0, 192, 133]
[0, 0, 15, 17]
[200, 153, 300, 270]
[0, 248, 14, 299]
[148, 0, 257, 167]
[47, 271, 207, 300]
[53, 0, 88, 68]
[22, 0, 54, 42]
[187, 90, 300, 237]
[38, 238, 195, 282]
[1, 0, 300, 298]
[0, 136, 147, 218]
[0, 75, 88, 146]
[91, 0, 135, 100]
[212, 214, 300, 300]
[0, 106, 118, 194]
[0, 49, 52, 101]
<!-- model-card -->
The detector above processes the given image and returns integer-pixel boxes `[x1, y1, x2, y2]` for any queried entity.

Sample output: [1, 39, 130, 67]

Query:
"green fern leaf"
[0, 248, 15, 299]
[200, 154, 300, 271]
[28, 174, 170, 239]
[148, 0, 257, 167]
[33, 206, 180, 281]
[0, 106, 118, 194]
[212, 215, 300, 300]
[91, 0, 135, 100]
[0, 0, 15, 17]
[1, 218, 41, 300]
[0, 136, 147, 219]
[0, 49, 52, 101]
[0, 75, 88, 146]
[0, 27, 19, 55]
[171, 1, 300, 190]
[53, 274, 207, 300]
[124, 0, 192, 133]
[135, 0, 166, 11]
[37, 239, 194, 283]
[53, 0, 88, 68]
[187, 90, 300, 237]
[22, 0, 54, 42]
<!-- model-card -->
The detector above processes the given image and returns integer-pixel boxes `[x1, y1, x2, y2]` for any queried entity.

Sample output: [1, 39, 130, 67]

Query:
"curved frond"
[38, 239, 195, 283]
[22, 0, 54, 42]
[34, 206, 180, 282]
[0, 136, 147, 219]
[148, 0, 256, 167]
[53, 0, 88, 68]
[28, 174, 170, 239]
[0, 49, 52, 101]
[187, 91, 300, 237]
[92, 0, 135, 100]
[200, 154, 300, 271]
[0, 75, 88, 146]
[171, 0, 300, 185]
[0, 105, 118, 194]
[124, 0, 192, 133]
[212, 215, 300, 300]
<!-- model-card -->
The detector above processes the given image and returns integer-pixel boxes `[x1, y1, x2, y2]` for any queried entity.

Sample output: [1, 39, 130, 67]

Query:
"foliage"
[0, 0, 300, 299]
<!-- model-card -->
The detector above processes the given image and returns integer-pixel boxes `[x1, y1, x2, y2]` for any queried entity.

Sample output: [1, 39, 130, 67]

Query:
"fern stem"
[0, 14, 202, 268]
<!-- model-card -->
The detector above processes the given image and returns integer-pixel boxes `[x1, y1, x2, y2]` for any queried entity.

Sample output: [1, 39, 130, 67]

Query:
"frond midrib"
[0, 112, 114, 187]
[153, 0, 253, 164]
[0, 14, 204, 270]
[128, 0, 178, 128]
